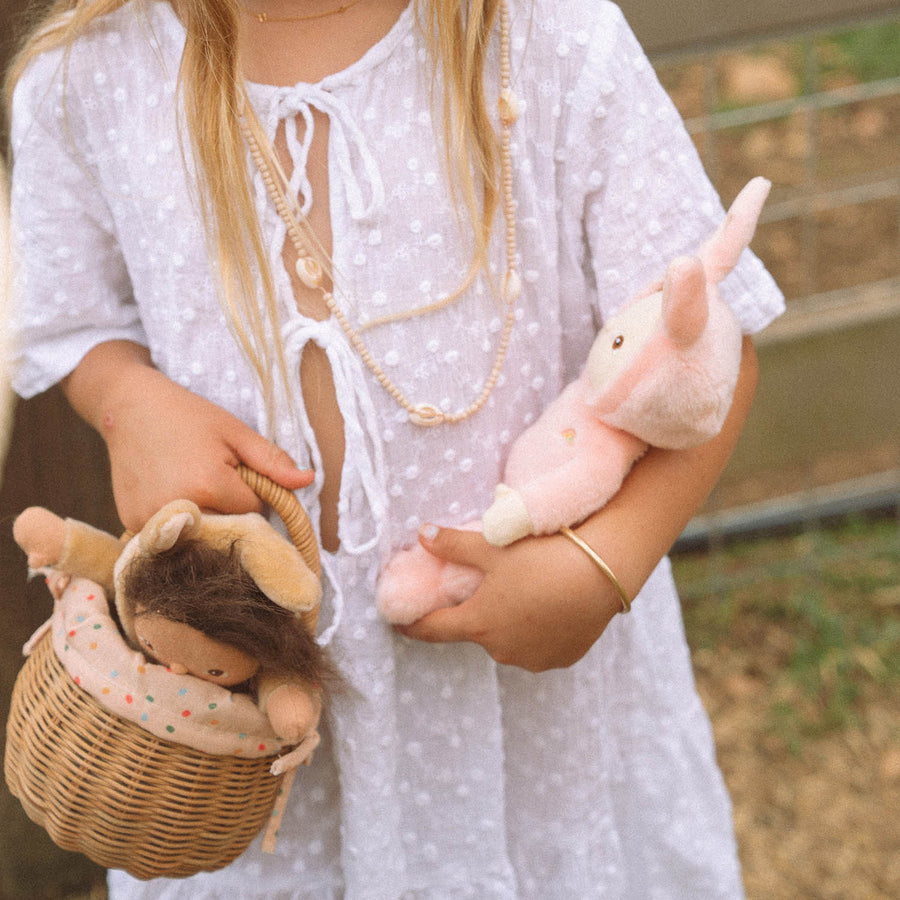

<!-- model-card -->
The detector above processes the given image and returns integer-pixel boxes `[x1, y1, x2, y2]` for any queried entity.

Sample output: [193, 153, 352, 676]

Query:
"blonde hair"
[5, 0, 503, 421]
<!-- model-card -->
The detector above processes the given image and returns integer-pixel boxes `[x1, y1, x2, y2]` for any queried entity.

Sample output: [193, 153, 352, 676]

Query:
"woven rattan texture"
[5, 633, 284, 879]
[3, 469, 321, 879]
[238, 464, 321, 634]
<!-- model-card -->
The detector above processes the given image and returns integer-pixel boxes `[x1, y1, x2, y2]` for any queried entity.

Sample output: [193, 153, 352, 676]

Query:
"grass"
[700, 17, 900, 115]
[673, 513, 900, 752]
[821, 21, 900, 83]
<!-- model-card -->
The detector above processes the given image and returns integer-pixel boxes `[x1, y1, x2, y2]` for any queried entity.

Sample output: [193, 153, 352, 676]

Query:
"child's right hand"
[63, 341, 313, 534]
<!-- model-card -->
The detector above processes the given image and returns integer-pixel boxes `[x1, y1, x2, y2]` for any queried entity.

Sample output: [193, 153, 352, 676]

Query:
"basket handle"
[238, 465, 321, 636]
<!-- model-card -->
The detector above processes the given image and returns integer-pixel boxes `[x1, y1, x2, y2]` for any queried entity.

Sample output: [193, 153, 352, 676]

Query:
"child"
[7, 0, 783, 897]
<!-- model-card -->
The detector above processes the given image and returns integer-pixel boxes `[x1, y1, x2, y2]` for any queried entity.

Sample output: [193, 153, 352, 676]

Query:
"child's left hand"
[394, 526, 623, 672]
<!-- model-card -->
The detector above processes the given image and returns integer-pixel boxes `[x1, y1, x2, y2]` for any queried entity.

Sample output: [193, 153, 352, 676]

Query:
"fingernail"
[419, 524, 439, 541]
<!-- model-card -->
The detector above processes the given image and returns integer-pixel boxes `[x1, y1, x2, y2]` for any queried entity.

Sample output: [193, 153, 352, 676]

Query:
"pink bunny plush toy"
[377, 177, 771, 625]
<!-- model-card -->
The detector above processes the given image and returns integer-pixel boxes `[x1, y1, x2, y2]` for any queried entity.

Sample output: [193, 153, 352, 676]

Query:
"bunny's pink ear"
[697, 176, 771, 283]
[663, 256, 707, 348]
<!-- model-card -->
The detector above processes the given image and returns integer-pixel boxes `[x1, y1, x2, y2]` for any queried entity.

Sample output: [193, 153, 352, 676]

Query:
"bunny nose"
[168, 662, 188, 675]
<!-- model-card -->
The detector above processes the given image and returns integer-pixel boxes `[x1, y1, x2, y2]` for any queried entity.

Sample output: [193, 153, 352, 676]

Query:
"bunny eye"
[612, 335, 624, 349]
[207, 669, 225, 678]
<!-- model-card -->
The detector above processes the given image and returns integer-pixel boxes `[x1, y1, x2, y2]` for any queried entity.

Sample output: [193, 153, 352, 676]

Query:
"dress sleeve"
[9, 51, 148, 398]
[557, 2, 784, 334]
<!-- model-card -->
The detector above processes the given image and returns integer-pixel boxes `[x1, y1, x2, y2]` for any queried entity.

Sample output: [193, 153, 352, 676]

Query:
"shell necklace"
[241, 0, 521, 427]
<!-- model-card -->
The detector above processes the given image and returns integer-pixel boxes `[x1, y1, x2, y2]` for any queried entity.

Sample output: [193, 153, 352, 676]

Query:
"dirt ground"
[674, 513, 900, 900]
[692, 631, 900, 899]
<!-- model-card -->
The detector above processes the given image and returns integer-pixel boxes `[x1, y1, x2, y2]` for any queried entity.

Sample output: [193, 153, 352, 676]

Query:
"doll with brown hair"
[13, 500, 328, 744]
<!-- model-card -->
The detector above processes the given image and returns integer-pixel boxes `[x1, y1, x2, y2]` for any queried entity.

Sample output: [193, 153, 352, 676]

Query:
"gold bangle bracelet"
[559, 526, 631, 614]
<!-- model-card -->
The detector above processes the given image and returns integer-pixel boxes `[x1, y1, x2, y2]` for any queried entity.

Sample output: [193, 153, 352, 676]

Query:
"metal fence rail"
[644, 10, 900, 546]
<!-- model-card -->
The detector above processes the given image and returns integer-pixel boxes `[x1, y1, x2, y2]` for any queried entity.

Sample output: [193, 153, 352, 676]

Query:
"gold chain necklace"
[241, 0, 521, 427]
[240, 0, 364, 25]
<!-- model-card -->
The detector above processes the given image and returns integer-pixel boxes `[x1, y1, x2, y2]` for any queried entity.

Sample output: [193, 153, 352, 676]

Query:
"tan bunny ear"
[233, 516, 322, 617]
[193, 512, 322, 619]
[137, 500, 203, 553]
[113, 500, 203, 642]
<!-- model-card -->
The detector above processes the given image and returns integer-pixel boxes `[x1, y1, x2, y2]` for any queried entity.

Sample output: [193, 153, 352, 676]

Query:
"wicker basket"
[4, 466, 320, 880]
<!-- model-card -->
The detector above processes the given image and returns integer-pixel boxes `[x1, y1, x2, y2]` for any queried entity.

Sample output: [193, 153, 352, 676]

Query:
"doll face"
[133, 612, 260, 686]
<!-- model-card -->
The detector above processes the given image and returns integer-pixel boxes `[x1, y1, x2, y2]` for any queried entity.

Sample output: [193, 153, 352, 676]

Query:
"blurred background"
[1, 1, 898, 897]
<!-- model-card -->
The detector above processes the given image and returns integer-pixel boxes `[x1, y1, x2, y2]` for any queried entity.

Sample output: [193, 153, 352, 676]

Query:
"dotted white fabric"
[10, 1, 784, 897]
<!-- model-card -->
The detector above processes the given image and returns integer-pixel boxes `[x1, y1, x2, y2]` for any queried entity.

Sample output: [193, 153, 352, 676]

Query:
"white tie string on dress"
[277, 316, 389, 648]
[271, 84, 385, 222]
[249, 84, 390, 646]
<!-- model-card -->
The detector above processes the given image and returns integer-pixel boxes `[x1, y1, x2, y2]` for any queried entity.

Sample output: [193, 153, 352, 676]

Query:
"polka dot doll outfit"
[39, 575, 292, 759]
[10, 1, 783, 897]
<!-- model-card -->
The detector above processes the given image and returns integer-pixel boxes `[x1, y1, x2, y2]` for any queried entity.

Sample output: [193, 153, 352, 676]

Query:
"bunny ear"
[137, 500, 203, 553]
[663, 256, 707, 348]
[229, 518, 322, 617]
[697, 176, 771, 284]
[113, 499, 203, 643]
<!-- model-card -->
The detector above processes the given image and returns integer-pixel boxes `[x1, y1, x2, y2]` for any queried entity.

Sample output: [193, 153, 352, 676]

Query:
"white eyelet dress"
[9, 1, 784, 897]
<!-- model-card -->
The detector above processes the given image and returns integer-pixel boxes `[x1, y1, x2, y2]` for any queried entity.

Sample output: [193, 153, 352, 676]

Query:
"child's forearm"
[61, 339, 156, 434]
[400, 337, 759, 671]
